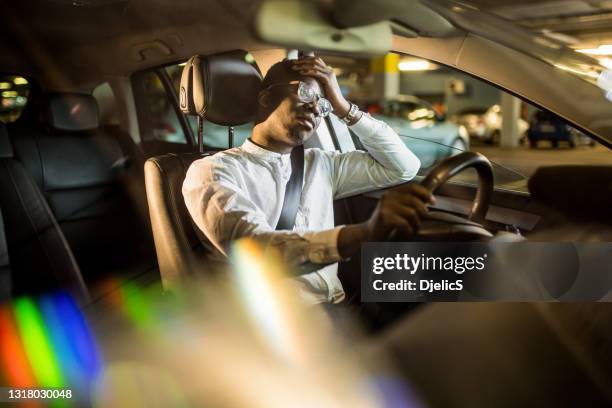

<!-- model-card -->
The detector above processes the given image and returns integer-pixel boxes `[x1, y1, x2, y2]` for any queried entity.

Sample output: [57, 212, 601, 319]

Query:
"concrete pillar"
[370, 54, 400, 100]
[500, 93, 521, 148]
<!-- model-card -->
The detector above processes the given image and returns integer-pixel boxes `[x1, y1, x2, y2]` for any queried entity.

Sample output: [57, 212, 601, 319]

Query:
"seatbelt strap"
[275, 145, 305, 230]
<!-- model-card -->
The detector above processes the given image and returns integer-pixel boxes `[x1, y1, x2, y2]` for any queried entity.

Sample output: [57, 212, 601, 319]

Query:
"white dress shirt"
[182, 113, 421, 304]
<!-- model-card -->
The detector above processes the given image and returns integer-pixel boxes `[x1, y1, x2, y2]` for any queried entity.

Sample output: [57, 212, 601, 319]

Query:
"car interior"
[1, 0, 612, 406]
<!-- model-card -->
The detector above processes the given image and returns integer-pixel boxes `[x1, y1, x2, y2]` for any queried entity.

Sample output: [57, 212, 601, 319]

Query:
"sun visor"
[254, 0, 392, 56]
[331, 0, 456, 37]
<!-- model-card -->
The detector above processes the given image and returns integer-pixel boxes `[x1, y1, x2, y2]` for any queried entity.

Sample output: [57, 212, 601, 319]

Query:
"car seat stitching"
[33, 132, 46, 191]
[154, 158, 190, 247]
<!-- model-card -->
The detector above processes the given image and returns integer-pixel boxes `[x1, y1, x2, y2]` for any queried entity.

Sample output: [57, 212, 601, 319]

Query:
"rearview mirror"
[254, 0, 392, 56]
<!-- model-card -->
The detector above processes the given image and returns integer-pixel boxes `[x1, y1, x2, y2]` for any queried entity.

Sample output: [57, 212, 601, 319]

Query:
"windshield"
[329, 51, 611, 194]
[390, 3, 612, 147]
[384, 132, 528, 193]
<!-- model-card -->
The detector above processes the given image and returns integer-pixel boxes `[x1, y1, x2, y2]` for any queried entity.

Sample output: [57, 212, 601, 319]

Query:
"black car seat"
[0, 121, 88, 299]
[11, 93, 156, 288]
[144, 53, 261, 289]
[0, 207, 12, 301]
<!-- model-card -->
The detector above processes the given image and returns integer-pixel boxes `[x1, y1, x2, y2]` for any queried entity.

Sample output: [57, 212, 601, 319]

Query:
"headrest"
[529, 165, 612, 223]
[179, 53, 262, 126]
[44, 93, 99, 131]
[0, 122, 12, 158]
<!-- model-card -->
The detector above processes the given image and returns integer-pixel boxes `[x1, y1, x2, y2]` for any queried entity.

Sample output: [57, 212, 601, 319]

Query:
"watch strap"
[341, 103, 360, 125]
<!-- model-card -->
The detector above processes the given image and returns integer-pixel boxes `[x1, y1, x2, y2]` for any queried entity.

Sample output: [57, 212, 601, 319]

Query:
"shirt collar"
[241, 138, 292, 162]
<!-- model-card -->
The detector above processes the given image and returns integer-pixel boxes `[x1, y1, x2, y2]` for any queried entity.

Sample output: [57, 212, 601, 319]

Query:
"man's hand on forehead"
[291, 57, 351, 117]
[291, 57, 334, 82]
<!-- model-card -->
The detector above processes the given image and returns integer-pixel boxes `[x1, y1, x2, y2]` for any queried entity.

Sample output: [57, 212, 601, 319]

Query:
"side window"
[165, 63, 253, 149]
[131, 70, 189, 144]
[93, 82, 119, 126]
[331, 53, 609, 193]
[0, 75, 29, 123]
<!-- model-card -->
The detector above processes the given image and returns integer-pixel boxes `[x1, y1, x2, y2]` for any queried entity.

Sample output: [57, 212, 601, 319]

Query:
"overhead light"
[541, 30, 579, 45]
[534, 36, 561, 50]
[0, 82, 11, 90]
[553, 63, 599, 79]
[398, 59, 433, 71]
[576, 45, 612, 56]
[2, 91, 18, 98]
[598, 69, 612, 88]
[13, 77, 28, 85]
[600, 58, 612, 70]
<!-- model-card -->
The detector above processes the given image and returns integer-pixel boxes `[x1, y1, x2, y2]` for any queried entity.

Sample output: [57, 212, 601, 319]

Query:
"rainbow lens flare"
[0, 306, 36, 388]
[0, 291, 102, 404]
[97, 277, 170, 331]
[231, 238, 307, 366]
[14, 297, 65, 388]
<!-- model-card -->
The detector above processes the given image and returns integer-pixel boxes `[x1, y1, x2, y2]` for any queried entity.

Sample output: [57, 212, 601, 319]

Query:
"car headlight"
[458, 125, 469, 139]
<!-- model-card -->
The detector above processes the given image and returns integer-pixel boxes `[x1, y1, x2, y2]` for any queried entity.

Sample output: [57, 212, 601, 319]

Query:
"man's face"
[260, 77, 324, 147]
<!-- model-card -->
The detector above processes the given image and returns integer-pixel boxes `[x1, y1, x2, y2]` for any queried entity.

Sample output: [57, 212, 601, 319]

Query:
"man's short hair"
[260, 59, 304, 91]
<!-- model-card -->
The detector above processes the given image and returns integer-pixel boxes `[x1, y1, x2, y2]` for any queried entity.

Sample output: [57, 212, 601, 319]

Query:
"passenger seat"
[0, 207, 11, 301]
[11, 94, 156, 288]
[0, 121, 88, 299]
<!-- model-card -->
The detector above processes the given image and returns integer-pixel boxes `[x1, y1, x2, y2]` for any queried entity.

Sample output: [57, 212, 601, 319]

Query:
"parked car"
[368, 95, 470, 168]
[450, 106, 488, 138]
[452, 104, 528, 144]
[527, 110, 596, 148]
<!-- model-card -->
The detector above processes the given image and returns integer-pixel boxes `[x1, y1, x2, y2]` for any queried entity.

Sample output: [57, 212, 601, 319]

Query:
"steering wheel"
[394, 151, 495, 241]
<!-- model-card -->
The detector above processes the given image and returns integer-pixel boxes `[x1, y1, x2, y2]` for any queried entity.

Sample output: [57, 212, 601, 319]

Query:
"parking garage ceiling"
[468, 0, 612, 47]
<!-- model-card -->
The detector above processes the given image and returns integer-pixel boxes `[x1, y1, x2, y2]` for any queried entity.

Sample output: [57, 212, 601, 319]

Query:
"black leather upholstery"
[179, 54, 262, 125]
[44, 93, 99, 131]
[0, 208, 11, 300]
[0, 124, 12, 158]
[145, 152, 212, 288]
[11, 95, 155, 286]
[0, 122, 88, 298]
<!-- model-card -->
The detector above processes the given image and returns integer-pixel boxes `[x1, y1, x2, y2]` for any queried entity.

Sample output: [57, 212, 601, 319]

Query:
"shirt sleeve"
[182, 157, 344, 272]
[329, 113, 421, 199]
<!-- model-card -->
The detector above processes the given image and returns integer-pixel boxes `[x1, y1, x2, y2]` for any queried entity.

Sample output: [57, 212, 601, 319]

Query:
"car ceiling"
[5, 0, 612, 91]
[1, 0, 266, 90]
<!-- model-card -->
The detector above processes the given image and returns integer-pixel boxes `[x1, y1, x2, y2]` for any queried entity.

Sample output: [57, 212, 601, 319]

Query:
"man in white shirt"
[183, 57, 434, 304]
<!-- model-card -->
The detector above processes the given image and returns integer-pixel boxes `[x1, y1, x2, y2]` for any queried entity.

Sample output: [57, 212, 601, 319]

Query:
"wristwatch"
[340, 102, 360, 126]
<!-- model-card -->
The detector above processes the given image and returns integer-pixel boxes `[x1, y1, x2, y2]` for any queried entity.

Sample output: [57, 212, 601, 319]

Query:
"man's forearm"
[350, 114, 420, 178]
[337, 222, 369, 259]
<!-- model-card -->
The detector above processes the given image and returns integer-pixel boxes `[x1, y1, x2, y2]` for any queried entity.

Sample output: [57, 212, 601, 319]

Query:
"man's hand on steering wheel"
[365, 184, 435, 241]
[338, 152, 493, 259]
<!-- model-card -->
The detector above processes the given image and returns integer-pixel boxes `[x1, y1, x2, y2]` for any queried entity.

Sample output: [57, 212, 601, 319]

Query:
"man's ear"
[257, 90, 270, 108]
